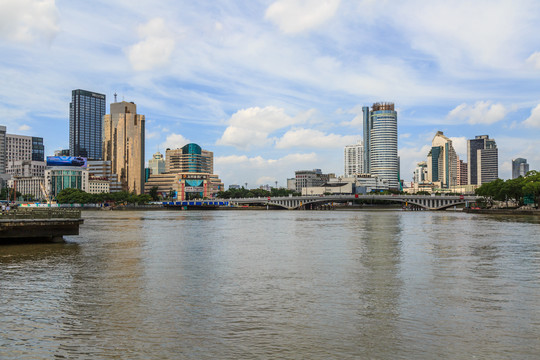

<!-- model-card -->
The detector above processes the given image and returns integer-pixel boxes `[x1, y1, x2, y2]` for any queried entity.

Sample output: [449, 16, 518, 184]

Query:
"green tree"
[149, 186, 159, 201]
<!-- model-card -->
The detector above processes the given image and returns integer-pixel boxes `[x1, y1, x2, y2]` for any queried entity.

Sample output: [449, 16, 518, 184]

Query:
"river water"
[1, 209, 539, 359]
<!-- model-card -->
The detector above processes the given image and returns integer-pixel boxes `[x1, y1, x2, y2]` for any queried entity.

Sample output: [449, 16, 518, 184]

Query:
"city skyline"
[1, 1, 540, 187]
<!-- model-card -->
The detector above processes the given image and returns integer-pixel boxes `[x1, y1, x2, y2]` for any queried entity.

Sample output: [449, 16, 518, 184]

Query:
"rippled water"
[1, 210, 539, 359]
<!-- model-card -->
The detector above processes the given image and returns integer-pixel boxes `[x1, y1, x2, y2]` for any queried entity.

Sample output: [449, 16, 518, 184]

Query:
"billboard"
[46, 156, 87, 168]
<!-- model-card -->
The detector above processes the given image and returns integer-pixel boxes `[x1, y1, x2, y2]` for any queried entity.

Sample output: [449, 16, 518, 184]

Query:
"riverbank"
[464, 208, 540, 215]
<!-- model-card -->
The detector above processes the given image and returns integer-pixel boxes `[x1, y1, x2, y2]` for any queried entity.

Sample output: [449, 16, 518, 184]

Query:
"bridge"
[226, 194, 479, 211]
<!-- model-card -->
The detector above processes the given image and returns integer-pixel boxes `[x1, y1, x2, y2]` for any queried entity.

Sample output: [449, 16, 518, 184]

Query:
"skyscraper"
[467, 135, 498, 185]
[512, 158, 529, 179]
[363, 102, 399, 189]
[69, 89, 106, 160]
[344, 140, 364, 177]
[102, 101, 145, 194]
[426, 131, 457, 188]
[0, 126, 6, 174]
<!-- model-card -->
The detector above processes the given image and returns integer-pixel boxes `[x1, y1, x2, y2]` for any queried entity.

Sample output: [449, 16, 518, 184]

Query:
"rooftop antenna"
[114, 92, 117, 102]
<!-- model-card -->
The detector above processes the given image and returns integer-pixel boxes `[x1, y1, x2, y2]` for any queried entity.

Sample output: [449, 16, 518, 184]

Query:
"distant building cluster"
[292, 102, 398, 195]
[0, 89, 223, 202]
[408, 133, 501, 193]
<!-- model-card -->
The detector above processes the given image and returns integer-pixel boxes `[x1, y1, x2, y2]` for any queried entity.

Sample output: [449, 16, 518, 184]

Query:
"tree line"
[475, 170, 540, 208]
[55, 188, 152, 204]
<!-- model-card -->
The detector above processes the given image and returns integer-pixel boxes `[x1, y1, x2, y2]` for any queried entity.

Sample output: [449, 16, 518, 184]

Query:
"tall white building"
[344, 140, 364, 177]
[363, 102, 399, 189]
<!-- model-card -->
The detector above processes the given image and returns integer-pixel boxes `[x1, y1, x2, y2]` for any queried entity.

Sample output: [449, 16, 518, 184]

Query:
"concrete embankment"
[0, 209, 83, 243]
[463, 208, 540, 216]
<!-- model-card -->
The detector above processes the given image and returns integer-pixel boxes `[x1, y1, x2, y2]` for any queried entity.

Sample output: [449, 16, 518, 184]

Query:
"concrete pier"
[0, 209, 83, 243]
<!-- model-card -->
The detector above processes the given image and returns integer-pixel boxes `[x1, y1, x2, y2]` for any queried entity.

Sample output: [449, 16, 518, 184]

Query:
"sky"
[1, 0, 540, 188]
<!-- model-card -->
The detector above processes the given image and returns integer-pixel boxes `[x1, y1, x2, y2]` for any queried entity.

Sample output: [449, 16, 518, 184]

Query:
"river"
[1, 209, 539, 359]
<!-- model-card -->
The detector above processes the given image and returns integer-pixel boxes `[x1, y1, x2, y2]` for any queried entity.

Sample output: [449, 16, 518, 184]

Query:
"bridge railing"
[0, 208, 82, 220]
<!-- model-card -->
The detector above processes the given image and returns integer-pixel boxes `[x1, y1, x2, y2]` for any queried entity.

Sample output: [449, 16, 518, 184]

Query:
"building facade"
[295, 169, 333, 193]
[165, 144, 213, 174]
[103, 101, 145, 194]
[512, 158, 529, 179]
[363, 102, 399, 189]
[149, 151, 165, 175]
[344, 140, 364, 177]
[468, 135, 498, 185]
[0, 125, 6, 174]
[144, 172, 224, 200]
[426, 131, 458, 188]
[69, 89, 106, 160]
[9, 176, 44, 200]
[413, 161, 428, 184]
[6, 160, 46, 177]
[457, 159, 468, 186]
[87, 160, 122, 192]
[45, 167, 89, 198]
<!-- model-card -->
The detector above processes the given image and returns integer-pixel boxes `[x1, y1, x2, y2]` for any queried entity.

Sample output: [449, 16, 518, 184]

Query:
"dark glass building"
[69, 89, 106, 160]
[32, 137, 44, 161]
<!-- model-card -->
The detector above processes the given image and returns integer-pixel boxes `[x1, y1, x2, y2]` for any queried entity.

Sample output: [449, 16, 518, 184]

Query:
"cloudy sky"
[1, 0, 540, 187]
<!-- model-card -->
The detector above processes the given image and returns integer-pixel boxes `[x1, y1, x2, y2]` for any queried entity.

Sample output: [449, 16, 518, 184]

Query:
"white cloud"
[265, 0, 341, 34]
[275, 128, 358, 149]
[526, 52, 540, 69]
[146, 131, 160, 139]
[447, 101, 508, 124]
[127, 18, 175, 71]
[0, 0, 59, 44]
[523, 103, 540, 127]
[215, 152, 319, 186]
[449, 136, 467, 159]
[399, 144, 432, 183]
[17, 124, 31, 132]
[160, 133, 190, 150]
[216, 106, 306, 150]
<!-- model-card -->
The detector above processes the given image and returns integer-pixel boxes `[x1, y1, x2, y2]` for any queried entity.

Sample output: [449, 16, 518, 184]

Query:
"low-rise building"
[88, 179, 110, 194]
[8, 176, 44, 200]
[145, 172, 224, 199]
[45, 167, 89, 198]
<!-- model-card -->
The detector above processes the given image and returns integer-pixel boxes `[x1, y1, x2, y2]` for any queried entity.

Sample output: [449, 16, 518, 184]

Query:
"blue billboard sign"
[46, 156, 87, 168]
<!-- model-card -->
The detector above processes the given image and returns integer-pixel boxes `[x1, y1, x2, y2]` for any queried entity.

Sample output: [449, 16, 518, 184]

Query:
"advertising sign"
[184, 186, 204, 192]
[46, 156, 87, 168]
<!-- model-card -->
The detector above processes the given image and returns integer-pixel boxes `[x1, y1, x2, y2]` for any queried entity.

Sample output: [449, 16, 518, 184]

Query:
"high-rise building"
[457, 159, 468, 186]
[165, 144, 213, 174]
[363, 102, 399, 189]
[426, 131, 458, 188]
[344, 140, 364, 177]
[69, 89, 106, 160]
[512, 158, 529, 179]
[5, 133, 45, 177]
[0, 126, 6, 174]
[103, 101, 145, 194]
[413, 161, 428, 184]
[149, 152, 165, 175]
[467, 135, 498, 185]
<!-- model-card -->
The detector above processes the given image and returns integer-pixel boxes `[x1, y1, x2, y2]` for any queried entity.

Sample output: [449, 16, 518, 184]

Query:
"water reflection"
[0, 210, 539, 359]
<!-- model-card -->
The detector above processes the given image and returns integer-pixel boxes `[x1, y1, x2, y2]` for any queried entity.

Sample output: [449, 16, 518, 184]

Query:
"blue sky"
[1, 0, 540, 187]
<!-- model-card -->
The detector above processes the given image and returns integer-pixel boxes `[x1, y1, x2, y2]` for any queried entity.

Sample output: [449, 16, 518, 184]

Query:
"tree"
[149, 186, 159, 201]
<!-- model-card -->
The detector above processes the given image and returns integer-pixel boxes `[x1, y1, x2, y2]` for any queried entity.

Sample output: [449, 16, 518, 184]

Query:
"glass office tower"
[363, 102, 399, 189]
[69, 89, 106, 160]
